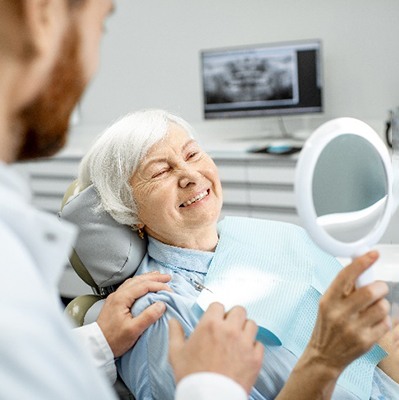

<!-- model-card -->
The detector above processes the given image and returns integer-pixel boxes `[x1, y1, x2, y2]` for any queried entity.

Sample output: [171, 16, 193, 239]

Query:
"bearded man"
[0, 2, 263, 399]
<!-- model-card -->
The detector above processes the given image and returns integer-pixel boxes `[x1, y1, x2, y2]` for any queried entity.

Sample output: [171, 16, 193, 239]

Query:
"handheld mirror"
[295, 117, 393, 286]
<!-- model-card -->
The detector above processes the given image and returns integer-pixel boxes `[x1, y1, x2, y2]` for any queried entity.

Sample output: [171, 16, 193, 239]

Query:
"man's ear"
[23, 0, 67, 57]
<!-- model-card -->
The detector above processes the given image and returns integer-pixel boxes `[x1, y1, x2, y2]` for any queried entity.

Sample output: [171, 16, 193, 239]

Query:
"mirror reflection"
[312, 134, 388, 243]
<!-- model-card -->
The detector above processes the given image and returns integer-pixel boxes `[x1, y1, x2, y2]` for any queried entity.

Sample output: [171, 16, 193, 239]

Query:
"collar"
[0, 162, 78, 287]
[0, 161, 32, 202]
[147, 236, 214, 274]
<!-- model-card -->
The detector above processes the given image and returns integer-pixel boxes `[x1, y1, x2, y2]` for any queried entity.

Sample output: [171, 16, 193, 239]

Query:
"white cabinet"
[210, 152, 300, 225]
[19, 150, 300, 226]
[18, 153, 82, 214]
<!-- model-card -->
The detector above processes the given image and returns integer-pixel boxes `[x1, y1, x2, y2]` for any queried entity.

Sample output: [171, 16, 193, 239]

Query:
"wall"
[69, 0, 399, 148]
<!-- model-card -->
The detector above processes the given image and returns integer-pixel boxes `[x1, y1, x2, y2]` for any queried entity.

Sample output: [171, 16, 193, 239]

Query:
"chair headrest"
[59, 182, 147, 288]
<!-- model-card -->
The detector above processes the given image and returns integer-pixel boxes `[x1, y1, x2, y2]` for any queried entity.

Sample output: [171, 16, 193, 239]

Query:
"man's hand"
[307, 251, 390, 374]
[97, 271, 171, 357]
[168, 302, 264, 394]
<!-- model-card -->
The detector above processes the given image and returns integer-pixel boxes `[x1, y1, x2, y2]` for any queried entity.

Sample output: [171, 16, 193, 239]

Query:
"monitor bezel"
[200, 39, 324, 120]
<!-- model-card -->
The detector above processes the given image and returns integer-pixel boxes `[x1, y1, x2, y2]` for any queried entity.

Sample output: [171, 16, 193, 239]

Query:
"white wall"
[68, 0, 399, 148]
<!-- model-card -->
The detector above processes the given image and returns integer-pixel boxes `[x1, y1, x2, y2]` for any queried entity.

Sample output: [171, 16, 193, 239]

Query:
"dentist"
[0, 1, 261, 399]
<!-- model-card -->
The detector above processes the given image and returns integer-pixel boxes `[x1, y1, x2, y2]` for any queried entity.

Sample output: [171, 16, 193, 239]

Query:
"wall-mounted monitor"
[201, 39, 323, 119]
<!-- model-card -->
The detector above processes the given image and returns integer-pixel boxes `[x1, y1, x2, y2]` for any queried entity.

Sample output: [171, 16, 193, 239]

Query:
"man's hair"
[0, 0, 85, 60]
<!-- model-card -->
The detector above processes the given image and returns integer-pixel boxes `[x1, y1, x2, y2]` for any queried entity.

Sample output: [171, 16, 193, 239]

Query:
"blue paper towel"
[196, 216, 387, 400]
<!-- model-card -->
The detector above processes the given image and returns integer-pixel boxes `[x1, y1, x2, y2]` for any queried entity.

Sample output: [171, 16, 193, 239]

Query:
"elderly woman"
[78, 109, 398, 400]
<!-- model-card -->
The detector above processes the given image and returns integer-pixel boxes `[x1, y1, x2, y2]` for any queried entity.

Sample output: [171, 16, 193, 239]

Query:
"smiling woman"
[77, 109, 398, 400]
[130, 123, 222, 251]
[79, 109, 222, 251]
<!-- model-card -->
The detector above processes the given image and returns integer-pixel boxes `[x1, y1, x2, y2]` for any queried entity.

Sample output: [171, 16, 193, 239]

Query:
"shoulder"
[132, 287, 197, 326]
[0, 219, 34, 262]
[0, 220, 42, 295]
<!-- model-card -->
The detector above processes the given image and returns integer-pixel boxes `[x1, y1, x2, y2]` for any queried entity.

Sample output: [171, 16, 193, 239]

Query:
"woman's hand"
[307, 251, 390, 375]
[276, 251, 391, 400]
[168, 302, 264, 394]
[96, 271, 172, 357]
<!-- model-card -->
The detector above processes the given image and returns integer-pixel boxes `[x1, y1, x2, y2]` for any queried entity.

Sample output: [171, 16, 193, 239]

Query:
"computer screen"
[201, 39, 323, 119]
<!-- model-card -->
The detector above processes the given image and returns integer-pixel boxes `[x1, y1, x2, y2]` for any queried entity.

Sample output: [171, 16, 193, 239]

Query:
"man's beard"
[16, 25, 86, 161]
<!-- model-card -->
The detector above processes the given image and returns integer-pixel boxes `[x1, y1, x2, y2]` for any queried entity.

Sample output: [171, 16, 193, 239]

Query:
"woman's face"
[131, 124, 223, 246]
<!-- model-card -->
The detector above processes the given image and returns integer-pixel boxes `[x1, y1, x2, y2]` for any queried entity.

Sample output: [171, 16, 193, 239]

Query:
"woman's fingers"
[358, 297, 390, 327]
[308, 251, 393, 372]
[327, 252, 379, 300]
[346, 281, 389, 314]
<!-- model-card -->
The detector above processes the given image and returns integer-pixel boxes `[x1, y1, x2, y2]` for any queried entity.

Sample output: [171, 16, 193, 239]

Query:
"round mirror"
[295, 118, 393, 286]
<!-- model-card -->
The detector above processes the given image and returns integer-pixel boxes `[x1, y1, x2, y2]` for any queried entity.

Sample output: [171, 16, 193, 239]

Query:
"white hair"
[78, 109, 195, 227]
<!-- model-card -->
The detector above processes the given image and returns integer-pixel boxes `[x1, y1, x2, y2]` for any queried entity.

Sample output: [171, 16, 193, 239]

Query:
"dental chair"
[59, 180, 147, 400]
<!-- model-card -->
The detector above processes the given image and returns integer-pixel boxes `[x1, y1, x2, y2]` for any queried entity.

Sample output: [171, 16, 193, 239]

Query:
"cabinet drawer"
[247, 165, 295, 184]
[31, 178, 73, 196]
[222, 186, 249, 205]
[249, 186, 295, 208]
[18, 154, 82, 214]
[25, 160, 79, 178]
[216, 163, 247, 183]
[32, 196, 63, 213]
[220, 206, 250, 219]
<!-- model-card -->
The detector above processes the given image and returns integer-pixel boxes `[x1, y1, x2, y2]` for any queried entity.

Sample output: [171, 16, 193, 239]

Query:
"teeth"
[181, 190, 208, 207]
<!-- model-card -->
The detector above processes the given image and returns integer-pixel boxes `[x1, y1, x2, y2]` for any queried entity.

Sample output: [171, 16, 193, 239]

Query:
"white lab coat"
[0, 163, 116, 399]
[0, 162, 245, 400]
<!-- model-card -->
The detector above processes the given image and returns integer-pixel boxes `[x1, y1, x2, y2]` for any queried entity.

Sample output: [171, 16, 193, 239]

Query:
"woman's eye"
[152, 169, 168, 178]
[187, 151, 199, 160]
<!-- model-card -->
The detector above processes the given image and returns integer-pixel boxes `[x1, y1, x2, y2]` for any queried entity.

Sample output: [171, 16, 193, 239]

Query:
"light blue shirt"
[117, 235, 399, 400]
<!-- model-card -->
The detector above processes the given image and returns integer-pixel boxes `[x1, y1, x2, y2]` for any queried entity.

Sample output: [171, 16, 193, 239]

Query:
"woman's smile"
[180, 189, 210, 208]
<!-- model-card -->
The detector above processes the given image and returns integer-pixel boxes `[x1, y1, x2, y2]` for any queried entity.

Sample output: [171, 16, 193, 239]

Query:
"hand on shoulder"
[97, 271, 172, 357]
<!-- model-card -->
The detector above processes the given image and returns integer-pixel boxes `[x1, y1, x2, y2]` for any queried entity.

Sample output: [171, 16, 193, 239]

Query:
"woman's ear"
[136, 223, 146, 240]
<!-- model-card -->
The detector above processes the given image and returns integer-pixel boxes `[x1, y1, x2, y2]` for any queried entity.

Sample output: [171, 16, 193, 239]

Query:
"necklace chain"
[154, 259, 212, 293]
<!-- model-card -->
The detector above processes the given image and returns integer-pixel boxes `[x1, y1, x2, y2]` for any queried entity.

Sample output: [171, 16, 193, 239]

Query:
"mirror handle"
[355, 266, 375, 288]
[353, 246, 375, 288]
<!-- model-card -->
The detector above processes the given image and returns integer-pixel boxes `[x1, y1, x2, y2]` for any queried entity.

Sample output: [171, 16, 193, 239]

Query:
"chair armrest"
[65, 294, 102, 327]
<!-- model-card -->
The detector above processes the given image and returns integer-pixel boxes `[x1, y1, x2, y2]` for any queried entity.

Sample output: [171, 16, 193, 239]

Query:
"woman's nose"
[178, 166, 200, 188]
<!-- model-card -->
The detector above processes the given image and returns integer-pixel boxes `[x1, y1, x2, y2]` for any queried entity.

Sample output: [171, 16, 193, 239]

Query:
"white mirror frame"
[295, 118, 393, 284]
